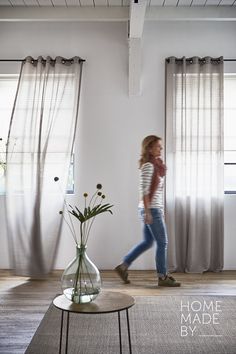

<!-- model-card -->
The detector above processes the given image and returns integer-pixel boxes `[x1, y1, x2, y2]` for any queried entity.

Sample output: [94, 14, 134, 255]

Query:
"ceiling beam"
[146, 6, 236, 21]
[128, 0, 147, 96]
[0, 6, 235, 22]
[129, 0, 147, 38]
[0, 6, 129, 22]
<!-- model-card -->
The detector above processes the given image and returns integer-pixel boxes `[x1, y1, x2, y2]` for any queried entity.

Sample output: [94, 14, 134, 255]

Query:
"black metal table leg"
[59, 310, 64, 354]
[53, 292, 134, 354]
[65, 312, 70, 354]
[126, 309, 132, 354]
[118, 311, 122, 354]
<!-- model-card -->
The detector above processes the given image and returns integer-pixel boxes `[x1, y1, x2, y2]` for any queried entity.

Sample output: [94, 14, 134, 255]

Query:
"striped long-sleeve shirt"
[138, 162, 164, 212]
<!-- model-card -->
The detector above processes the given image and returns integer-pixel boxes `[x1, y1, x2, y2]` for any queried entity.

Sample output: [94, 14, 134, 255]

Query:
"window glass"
[0, 75, 74, 195]
[224, 74, 236, 193]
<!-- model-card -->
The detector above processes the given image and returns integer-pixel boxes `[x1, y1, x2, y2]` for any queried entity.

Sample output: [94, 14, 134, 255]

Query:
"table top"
[53, 291, 135, 314]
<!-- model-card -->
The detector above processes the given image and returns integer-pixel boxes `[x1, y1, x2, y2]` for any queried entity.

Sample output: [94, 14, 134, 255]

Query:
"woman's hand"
[144, 209, 153, 224]
[143, 195, 152, 224]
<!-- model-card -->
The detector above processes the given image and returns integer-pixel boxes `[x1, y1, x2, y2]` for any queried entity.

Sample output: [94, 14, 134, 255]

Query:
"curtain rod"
[0, 58, 235, 62]
[0, 58, 235, 65]
[165, 58, 236, 62]
[0, 58, 86, 62]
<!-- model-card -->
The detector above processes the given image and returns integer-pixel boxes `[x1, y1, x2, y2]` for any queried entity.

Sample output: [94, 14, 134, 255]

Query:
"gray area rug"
[26, 295, 236, 354]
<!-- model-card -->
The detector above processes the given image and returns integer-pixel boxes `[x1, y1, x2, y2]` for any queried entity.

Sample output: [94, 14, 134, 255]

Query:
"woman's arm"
[143, 194, 153, 224]
[140, 162, 154, 224]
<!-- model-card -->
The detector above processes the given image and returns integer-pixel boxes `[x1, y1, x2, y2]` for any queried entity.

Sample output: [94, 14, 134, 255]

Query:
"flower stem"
[57, 181, 78, 244]
[61, 213, 77, 244]
[72, 245, 95, 303]
[84, 195, 102, 243]
[80, 222, 83, 245]
[72, 250, 83, 302]
[88, 190, 98, 209]
[84, 196, 103, 245]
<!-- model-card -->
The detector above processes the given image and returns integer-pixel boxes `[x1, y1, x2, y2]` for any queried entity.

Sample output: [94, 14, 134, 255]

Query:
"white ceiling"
[0, 0, 235, 7]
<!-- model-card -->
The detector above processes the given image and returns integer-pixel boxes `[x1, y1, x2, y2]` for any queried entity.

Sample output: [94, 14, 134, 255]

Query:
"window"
[173, 71, 223, 197]
[173, 71, 236, 195]
[224, 74, 236, 194]
[0, 75, 18, 195]
[0, 74, 74, 195]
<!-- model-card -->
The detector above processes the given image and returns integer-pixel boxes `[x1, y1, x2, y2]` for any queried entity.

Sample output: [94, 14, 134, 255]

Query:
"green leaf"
[68, 202, 113, 224]
[69, 207, 85, 223]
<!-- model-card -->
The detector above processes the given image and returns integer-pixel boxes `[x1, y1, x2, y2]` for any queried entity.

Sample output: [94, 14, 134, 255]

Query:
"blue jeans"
[123, 208, 168, 277]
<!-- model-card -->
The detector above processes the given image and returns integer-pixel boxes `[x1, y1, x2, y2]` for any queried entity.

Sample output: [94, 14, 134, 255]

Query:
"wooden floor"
[0, 270, 236, 354]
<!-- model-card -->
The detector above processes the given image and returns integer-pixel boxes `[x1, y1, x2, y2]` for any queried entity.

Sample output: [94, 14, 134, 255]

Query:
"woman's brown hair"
[139, 135, 162, 168]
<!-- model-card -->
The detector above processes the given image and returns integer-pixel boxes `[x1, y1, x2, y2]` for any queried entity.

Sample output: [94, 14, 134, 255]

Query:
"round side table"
[53, 291, 135, 354]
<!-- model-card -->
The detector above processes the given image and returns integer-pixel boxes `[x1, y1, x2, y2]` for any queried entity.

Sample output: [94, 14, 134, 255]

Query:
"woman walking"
[115, 135, 180, 287]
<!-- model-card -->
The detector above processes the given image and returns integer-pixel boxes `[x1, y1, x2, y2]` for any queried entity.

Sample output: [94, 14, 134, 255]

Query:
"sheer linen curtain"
[6, 56, 83, 277]
[165, 56, 224, 273]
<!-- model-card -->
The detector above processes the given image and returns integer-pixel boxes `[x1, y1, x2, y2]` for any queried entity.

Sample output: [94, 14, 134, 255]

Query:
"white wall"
[0, 20, 235, 270]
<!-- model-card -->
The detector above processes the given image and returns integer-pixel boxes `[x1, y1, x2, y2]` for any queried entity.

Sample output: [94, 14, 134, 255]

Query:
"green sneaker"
[115, 264, 130, 284]
[158, 274, 181, 287]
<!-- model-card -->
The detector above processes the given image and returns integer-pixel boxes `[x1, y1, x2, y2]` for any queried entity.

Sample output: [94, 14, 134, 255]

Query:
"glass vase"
[61, 244, 101, 304]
